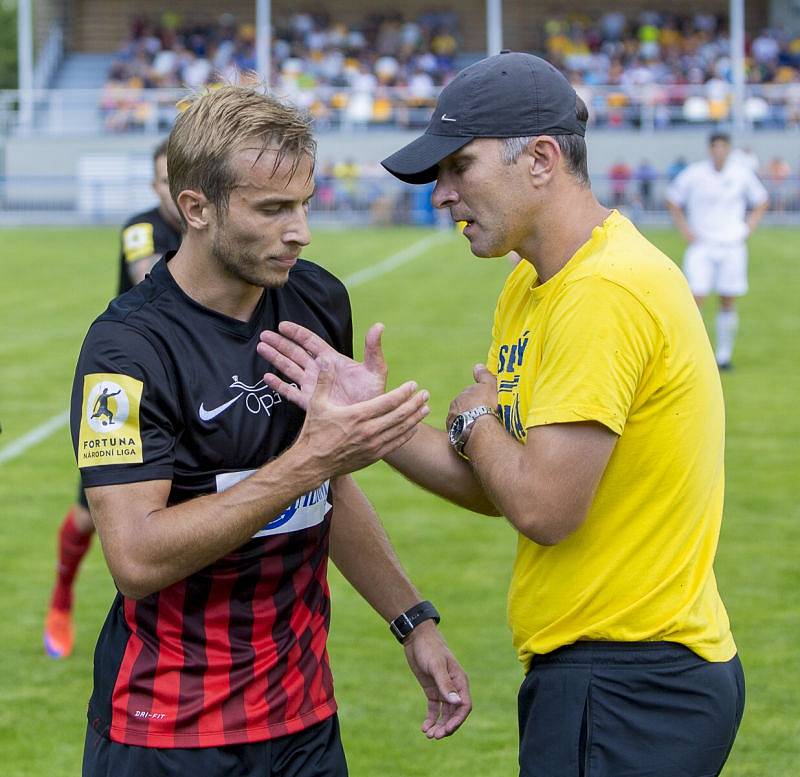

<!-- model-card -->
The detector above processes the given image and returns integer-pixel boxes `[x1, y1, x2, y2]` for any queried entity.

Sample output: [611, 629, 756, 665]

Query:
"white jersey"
[666, 158, 768, 243]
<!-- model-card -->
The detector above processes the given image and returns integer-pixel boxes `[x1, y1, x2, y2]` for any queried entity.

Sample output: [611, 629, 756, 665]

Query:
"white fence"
[3, 82, 800, 138]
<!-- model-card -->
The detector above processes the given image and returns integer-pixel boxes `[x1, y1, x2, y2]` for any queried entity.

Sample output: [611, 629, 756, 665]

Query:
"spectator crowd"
[101, 9, 800, 132]
[103, 10, 459, 130]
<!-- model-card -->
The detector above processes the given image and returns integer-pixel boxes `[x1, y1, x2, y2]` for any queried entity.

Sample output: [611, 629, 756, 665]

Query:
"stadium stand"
[3, 0, 799, 224]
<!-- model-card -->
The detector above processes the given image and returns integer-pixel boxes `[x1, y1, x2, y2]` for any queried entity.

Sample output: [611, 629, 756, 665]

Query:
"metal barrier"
[4, 83, 800, 137]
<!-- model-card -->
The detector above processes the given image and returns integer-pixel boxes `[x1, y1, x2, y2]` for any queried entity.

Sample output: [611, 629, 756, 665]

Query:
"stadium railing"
[4, 83, 800, 137]
[2, 172, 798, 227]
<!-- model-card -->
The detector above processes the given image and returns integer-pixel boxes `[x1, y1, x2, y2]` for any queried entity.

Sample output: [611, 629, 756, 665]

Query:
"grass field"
[0, 223, 798, 776]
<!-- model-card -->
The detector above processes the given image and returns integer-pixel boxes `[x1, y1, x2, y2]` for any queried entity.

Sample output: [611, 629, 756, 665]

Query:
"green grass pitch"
[0, 224, 798, 776]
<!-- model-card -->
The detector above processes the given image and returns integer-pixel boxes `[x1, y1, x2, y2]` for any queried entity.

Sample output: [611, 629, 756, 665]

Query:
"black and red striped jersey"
[70, 253, 353, 748]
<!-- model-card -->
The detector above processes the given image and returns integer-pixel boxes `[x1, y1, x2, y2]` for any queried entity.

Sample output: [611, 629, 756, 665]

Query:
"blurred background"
[2, 0, 800, 227]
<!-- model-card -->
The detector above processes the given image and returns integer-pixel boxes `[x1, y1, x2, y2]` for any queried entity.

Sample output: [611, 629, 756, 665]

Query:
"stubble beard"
[211, 226, 289, 289]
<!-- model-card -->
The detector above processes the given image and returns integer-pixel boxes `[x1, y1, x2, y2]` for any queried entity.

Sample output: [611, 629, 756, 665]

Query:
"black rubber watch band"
[389, 600, 441, 643]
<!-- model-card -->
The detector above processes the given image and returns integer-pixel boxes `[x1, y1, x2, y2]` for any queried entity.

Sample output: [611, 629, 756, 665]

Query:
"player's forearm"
[666, 202, 693, 241]
[747, 201, 768, 235]
[464, 418, 564, 545]
[383, 423, 501, 515]
[329, 475, 422, 621]
[105, 443, 327, 598]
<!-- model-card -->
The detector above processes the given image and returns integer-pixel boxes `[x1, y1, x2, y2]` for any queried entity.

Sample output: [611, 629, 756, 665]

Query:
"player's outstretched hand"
[258, 321, 387, 410]
[295, 359, 430, 477]
[403, 621, 472, 739]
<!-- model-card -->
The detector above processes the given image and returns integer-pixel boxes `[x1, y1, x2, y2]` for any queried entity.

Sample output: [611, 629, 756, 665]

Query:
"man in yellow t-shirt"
[260, 52, 744, 776]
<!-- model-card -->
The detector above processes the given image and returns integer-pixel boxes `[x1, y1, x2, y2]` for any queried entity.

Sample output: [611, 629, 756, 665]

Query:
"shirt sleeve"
[71, 319, 180, 487]
[665, 167, 690, 206]
[526, 276, 663, 435]
[744, 169, 769, 207]
[121, 221, 157, 262]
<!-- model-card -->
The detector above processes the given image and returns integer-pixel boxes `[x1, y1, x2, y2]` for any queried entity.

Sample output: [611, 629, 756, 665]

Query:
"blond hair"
[167, 85, 316, 221]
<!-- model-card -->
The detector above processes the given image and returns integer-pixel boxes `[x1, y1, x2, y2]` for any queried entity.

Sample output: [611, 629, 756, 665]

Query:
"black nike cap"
[381, 51, 585, 184]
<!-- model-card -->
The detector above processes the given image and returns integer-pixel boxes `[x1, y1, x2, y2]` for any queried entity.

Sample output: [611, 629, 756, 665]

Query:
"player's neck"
[518, 188, 610, 284]
[167, 242, 264, 323]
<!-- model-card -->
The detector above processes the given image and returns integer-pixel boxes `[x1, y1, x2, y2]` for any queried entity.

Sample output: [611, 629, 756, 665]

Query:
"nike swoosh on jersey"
[198, 393, 244, 421]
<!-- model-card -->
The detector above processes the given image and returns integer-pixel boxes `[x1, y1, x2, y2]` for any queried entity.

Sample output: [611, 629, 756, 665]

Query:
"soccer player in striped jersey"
[72, 86, 470, 776]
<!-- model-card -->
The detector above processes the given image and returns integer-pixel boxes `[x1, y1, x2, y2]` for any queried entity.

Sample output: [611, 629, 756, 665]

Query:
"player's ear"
[177, 189, 209, 231]
[528, 137, 560, 187]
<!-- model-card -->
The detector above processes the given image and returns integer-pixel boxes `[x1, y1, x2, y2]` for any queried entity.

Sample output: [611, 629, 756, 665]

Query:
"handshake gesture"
[257, 319, 426, 475]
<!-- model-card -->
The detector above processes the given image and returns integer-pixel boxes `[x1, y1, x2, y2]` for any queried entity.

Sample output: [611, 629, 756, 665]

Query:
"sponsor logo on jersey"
[78, 373, 143, 466]
[215, 470, 330, 537]
[199, 375, 284, 423]
[122, 222, 156, 262]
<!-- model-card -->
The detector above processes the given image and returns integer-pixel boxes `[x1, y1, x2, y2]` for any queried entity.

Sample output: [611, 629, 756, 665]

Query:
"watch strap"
[452, 405, 499, 457]
[389, 600, 441, 643]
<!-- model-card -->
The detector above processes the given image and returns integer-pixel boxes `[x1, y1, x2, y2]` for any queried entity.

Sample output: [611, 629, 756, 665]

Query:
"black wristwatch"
[389, 600, 441, 643]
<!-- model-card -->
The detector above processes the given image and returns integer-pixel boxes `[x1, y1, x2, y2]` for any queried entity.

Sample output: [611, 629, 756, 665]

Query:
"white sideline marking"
[343, 231, 450, 288]
[0, 410, 71, 465]
[0, 231, 453, 466]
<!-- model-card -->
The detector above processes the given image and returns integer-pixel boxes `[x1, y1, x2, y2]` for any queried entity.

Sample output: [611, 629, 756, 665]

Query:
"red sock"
[50, 509, 93, 612]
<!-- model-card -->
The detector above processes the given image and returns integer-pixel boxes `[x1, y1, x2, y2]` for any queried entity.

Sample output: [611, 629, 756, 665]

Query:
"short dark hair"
[709, 132, 731, 145]
[500, 96, 590, 187]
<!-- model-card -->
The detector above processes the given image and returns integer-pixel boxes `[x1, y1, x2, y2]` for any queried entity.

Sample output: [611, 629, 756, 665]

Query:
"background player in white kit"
[666, 132, 768, 370]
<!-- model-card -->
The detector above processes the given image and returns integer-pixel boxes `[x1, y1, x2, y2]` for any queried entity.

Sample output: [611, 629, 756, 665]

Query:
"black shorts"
[77, 482, 89, 510]
[518, 641, 744, 777]
[82, 714, 348, 777]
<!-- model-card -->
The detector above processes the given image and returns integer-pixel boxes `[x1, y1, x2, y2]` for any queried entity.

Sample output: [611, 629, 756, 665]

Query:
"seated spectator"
[765, 156, 792, 211]
[635, 159, 659, 210]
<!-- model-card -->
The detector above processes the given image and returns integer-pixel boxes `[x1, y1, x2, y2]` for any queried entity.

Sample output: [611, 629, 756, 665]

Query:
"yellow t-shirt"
[487, 211, 736, 671]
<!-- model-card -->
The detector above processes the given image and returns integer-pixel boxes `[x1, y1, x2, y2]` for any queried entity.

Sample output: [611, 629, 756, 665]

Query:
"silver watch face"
[449, 414, 466, 446]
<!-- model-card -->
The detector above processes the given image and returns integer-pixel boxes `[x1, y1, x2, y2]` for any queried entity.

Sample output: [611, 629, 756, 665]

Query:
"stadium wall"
[4, 128, 799, 224]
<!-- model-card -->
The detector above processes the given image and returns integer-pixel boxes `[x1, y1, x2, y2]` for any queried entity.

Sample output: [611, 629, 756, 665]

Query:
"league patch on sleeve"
[122, 223, 155, 262]
[78, 373, 144, 467]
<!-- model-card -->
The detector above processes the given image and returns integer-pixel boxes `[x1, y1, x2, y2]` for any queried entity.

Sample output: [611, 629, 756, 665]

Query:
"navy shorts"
[518, 642, 744, 777]
[82, 714, 348, 777]
[77, 482, 89, 510]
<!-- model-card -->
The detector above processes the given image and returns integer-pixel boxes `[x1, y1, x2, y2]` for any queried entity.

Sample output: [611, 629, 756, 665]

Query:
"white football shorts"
[683, 240, 748, 297]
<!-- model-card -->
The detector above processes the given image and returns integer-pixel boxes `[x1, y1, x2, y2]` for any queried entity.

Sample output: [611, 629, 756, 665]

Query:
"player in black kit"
[45, 139, 182, 659]
[73, 86, 470, 777]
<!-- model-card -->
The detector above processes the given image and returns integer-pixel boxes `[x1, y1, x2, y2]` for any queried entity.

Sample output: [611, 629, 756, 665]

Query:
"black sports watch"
[448, 405, 499, 460]
[389, 601, 441, 643]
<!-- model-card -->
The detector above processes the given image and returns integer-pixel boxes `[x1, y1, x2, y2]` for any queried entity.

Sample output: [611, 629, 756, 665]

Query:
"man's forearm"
[384, 423, 501, 515]
[329, 475, 422, 620]
[90, 441, 326, 598]
[666, 202, 693, 242]
[747, 201, 769, 235]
